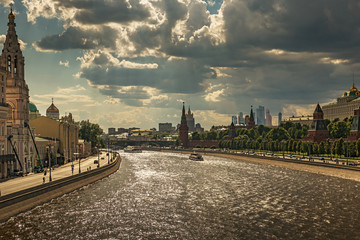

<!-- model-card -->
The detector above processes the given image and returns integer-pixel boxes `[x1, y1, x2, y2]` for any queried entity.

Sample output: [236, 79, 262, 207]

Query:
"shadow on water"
[1, 151, 360, 239]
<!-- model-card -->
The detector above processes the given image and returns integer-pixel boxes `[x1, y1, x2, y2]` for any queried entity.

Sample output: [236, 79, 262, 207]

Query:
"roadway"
[0, 151, 115, 196]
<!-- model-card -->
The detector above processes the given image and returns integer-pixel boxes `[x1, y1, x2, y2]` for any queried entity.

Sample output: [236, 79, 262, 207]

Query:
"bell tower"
[1, 4, 31, 172]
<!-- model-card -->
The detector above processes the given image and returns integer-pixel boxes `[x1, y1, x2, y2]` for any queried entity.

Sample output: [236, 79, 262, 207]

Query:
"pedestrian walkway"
[0, 152, 115, 196]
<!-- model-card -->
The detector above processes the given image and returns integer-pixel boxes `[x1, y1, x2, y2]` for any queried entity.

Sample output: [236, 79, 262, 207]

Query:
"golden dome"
[8, 4, 14, 19]
[349, 83, 358, 92]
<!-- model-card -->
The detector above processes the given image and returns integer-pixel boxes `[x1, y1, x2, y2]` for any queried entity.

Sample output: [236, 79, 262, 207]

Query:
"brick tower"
[305, 103, 329, 142]
[179, 102, 189, 148]
[349, 108, 360, 141]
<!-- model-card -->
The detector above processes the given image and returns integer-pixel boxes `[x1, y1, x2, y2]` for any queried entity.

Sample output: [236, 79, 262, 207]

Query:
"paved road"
[0, 152, 115, 196]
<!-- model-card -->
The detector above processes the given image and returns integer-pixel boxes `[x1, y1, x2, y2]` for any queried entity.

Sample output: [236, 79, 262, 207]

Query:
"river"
[1, 151, 360, 239]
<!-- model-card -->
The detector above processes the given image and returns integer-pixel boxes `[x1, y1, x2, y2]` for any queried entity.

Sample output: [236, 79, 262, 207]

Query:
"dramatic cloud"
[18, 0, 360, 129]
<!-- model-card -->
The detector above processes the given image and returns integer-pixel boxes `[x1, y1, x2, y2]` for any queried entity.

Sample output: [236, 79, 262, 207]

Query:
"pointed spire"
[188, 105, 191, 114]
[314, 103, 323, 113]
[250, 105, 254, 121]
[181, 102, 187, 122]
[8, 3, 15, 20]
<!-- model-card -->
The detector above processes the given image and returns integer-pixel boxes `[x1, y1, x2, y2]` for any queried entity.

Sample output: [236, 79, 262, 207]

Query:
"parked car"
[320, 157, 325, 160]
[94, 160, 99, 164]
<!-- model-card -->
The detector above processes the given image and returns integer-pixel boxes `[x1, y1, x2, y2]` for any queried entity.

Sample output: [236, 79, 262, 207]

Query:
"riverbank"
[160, 149, 360, 182]
[0, 154, 121, 223]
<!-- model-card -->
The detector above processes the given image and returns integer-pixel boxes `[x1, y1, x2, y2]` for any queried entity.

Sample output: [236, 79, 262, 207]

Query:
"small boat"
[189, 153, 204, 161]
[124, 146, 142, 153]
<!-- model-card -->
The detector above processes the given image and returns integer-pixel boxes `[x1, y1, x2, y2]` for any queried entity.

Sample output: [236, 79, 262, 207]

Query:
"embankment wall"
[0, 156, 121, 222]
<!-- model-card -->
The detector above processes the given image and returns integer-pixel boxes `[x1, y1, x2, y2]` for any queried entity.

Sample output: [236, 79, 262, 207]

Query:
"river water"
[1, 151, 360, 239]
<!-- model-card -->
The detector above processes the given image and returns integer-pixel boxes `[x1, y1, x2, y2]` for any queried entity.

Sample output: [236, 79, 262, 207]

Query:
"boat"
[124, 146, 142, 153]
[189, 153, 204, 161]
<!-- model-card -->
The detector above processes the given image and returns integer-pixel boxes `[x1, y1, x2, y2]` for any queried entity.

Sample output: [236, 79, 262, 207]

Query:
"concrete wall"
[0, 155, 121, 222]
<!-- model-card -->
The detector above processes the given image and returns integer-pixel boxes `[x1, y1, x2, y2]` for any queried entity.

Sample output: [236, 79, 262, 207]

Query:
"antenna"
[9, 3, 13, 12]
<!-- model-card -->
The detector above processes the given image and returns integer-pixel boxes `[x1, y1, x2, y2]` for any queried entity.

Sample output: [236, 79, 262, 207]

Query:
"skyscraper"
[256, 106, 265, 125]
[266, 108, 272, 127]
[232, 115, 238, 124]
[238, 112, 245, 124]
[278, 112, 282, 126]
[186, 106, 195, 132]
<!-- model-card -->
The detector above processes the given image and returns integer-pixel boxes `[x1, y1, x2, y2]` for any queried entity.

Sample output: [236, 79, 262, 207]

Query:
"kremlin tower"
[179, 102, 189, 147]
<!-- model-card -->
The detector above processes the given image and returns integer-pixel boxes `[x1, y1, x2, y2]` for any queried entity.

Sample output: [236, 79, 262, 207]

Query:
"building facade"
[323, 83, 360, 121]
[278, 112, 282, 126]
[159, 123, 174, 133]
[1, 8, 31, 173]
[186, 106, 195, 132]
[266, 108, 272, 127]
[30, 114, 79, 163]
[256, 106, 265, 125]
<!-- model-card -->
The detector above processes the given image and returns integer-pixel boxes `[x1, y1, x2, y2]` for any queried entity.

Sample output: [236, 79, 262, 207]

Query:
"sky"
[0, 0, 359, 131]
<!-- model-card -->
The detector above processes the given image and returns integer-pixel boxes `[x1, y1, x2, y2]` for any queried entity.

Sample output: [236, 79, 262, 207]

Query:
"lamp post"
[74, 153, 80, 174]
[107, 138, 110, 165]
[97, 146, 100, 168]
[46, 146, 52, 182]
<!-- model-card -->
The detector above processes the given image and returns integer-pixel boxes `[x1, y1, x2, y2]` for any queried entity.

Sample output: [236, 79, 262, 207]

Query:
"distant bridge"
[110, 140, 176, 148]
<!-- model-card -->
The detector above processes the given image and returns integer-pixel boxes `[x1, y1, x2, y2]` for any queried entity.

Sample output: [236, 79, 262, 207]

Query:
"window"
[7, 55, 11, 73]
[14, 55, 17, 74]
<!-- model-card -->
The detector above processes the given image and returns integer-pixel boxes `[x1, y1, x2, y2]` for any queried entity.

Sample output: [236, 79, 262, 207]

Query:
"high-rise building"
[256, 106, 265, 125]
[231, 116, 238, 125]
[266, 108, 272, 127]
[278, 112, 282, 126]
[238, 112, 245, 124]
[186, 106, 195, 132]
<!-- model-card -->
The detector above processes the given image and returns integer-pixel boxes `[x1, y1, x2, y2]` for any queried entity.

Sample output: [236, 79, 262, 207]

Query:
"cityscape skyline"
[0, 1, 359, 131]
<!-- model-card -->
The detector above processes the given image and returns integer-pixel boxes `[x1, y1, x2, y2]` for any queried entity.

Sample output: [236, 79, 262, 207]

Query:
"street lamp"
[46, 145, 52, 182]
[74, 153, 80, 173]
[97, 145, 100, 168]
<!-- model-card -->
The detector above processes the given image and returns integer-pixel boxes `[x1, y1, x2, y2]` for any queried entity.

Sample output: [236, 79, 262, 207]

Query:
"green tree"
[265, 127, 291, 141]
[191, 132, 201, 140]
[79, 120, 104, 148]
[318, 141, 325, 155]
[328, 121, 350, 138]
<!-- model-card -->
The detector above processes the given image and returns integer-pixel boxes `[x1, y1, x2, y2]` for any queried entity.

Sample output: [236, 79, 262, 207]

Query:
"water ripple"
[1, 151, 360, 239]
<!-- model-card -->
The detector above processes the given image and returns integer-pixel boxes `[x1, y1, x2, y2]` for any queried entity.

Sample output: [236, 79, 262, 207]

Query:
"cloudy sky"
[0, 0, 358, 131]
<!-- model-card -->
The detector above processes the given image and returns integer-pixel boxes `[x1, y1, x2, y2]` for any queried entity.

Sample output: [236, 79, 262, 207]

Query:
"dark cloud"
[81, 58, 215, 94]
[55, 0, 150, 24]
[34, 26, 118, 51]
[223, 0, 360, 56]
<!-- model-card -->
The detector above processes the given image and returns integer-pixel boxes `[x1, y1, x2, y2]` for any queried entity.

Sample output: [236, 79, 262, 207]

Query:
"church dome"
[29, 102, 38, 113]
[47, 103, 59, 113]
[46, 99, 59, 113]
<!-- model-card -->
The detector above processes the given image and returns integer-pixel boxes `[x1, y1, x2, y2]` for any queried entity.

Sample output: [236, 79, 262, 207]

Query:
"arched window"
[7, 55, 11, 73]
[14, 55, 17, 74]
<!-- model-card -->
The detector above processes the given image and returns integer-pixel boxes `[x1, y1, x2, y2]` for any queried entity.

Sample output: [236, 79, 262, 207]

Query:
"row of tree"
[219, 137, 360, 158]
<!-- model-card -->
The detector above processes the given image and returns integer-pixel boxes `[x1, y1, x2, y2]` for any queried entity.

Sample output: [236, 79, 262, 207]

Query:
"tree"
[79, 120, 104, 148]
[318, 141, 325, 155]
[328, 121, 350, 138]
[265, 127, 291, 141]
[191, 132, 201, 140]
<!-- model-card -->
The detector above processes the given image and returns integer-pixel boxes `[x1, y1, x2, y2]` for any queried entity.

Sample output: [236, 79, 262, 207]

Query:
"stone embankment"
[0, 155, 121, 222]
[150, 148, 360, 182]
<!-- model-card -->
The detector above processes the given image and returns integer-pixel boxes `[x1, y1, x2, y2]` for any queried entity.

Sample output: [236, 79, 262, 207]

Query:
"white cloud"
[204, 89, 225, 102]
[59, 60, 69, 68]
